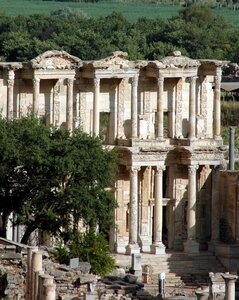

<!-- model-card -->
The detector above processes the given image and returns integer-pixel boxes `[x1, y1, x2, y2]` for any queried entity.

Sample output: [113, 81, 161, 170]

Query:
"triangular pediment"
[31, 50, 82, 70]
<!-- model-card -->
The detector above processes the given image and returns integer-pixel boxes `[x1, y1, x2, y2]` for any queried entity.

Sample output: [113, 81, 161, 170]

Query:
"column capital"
[131, 75, 139, 88]
[94, 77, 100, 87]
[67, 78, 74, 87]
[189, 76, 198, 84]
[33, 77, 40, 86]
[188, 164, 199, 175]
[155, 165, 166, 175]
[7, 79, 14, 87]
[127, 166, 141, 176]
[157, 76, 164, 85]
[214, 75, 222, 85]
[7, 69, 15, 80]
[221, 274, 238, 282]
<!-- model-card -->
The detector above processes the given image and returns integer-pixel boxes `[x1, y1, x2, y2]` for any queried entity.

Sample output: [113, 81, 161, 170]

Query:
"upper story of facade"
[0, 50, 228, 149]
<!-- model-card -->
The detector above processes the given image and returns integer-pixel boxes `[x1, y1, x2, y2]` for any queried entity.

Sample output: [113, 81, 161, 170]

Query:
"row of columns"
[26, 247, 56, 300]
[5, 71, 221, 139]
[32, 77, 74, 131]
[92, 74, 222, 140]
[126, 165, 166, 255]
[126, 163, 200, 255]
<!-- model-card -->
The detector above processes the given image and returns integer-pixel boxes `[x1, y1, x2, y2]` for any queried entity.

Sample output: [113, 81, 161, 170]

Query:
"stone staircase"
[113, 251, 226, 298]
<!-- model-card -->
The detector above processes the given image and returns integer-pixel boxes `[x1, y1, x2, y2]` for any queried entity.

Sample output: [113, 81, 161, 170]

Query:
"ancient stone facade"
[0, 50, 228, 255]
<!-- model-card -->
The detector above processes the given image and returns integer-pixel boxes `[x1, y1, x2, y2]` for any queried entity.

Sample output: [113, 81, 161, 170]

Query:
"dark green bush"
[53, 230, 115, 277]
[53, 246, 70, 265]
[69, 230, 115, 277]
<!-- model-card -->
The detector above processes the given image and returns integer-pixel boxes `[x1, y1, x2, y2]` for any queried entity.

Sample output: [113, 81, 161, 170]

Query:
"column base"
[139, 236, 152, 253]
[156, 137, 165, 142]
[125, 243, 140, 255]
[184, 240, 199, 255]
[150, 242, 165, 254]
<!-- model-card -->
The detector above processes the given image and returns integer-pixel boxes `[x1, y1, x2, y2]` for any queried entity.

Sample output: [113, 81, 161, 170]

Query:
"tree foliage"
[0, 116, 118, 244]
[0, 5, 238, 62]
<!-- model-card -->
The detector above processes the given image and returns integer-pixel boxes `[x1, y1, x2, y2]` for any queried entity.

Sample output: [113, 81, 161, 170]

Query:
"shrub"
[53, 246, 70, 265]
[69, 230, 115, 277]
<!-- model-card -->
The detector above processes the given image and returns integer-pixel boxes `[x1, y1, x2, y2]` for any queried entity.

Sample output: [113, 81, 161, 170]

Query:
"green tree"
[0, 116, 118, 244]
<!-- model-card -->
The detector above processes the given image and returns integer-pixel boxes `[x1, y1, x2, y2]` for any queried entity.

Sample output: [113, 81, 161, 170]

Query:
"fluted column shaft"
[214, 75, 221, 138]
[66, 78, 74, 131]
[187, 165, 198, 241]
[93, 78, 100, 135]
[131, 76, 138, 138]
[156, 76, 164, 140]
[7, 70, 15, 119]
[188, 77, 197, 139]
[33, 77, 40, 116]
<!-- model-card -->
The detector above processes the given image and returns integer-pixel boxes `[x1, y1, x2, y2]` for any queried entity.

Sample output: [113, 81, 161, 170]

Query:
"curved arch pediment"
[30, 50, 82, 70]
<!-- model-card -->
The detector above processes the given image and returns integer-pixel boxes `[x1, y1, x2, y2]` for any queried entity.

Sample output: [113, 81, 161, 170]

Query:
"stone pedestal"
[150, 242, 166, 254]
[125, 243, 140, 255]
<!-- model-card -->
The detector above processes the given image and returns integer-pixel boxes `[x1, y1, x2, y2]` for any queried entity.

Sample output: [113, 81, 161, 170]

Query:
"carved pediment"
[160, 51, 200, 69]
[31, 50, 82, 70]
[84, 51, 130, 70]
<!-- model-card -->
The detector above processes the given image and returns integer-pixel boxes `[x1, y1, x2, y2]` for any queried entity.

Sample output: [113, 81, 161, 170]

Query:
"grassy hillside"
[0, 0, 239, 24]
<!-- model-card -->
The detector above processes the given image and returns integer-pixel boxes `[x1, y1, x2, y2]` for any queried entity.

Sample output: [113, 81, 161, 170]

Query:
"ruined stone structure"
[0, 50, 228, 256]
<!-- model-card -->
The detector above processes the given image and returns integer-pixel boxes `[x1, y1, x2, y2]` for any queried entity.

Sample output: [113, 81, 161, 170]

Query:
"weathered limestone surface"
[0, 50, 229, 256]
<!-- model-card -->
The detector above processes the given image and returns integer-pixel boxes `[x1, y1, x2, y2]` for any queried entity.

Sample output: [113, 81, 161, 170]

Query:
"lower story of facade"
[110, 145, 225, 255]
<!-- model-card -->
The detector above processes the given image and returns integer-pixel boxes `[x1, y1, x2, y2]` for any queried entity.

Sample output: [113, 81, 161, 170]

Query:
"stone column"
[26, 246, 38, 300]
[200, 76, 208, 136]
[39, 274, 54, 300]
[175, 78, 184, 138]
[33, 77, 40, 116]
[7, 70, 15, 119]
[222, 274, 238, 300]
[156, 76, 164, 140]
[126, 166, 140, 254]
[43, 283, 56, 300]
[66, 78, 74, 131]
[184, 165, 199, 254]
[131, 76, 138, 139]
[214, 74, 221, 139]
[209, 165, 221, 252]
[31, 251, 43, 300]
[117, 78, 126, 139]
[151, 165, 166, 254]
[93, 78, 100, 135]
[188, 77, 197, 140]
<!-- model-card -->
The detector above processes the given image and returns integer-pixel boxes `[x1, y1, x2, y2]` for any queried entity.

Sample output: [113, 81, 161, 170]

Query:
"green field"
[0, 0, 239, 25]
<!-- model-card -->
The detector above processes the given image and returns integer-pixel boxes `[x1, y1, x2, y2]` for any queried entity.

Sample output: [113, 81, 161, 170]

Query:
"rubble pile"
[0, 259, 25, 299]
